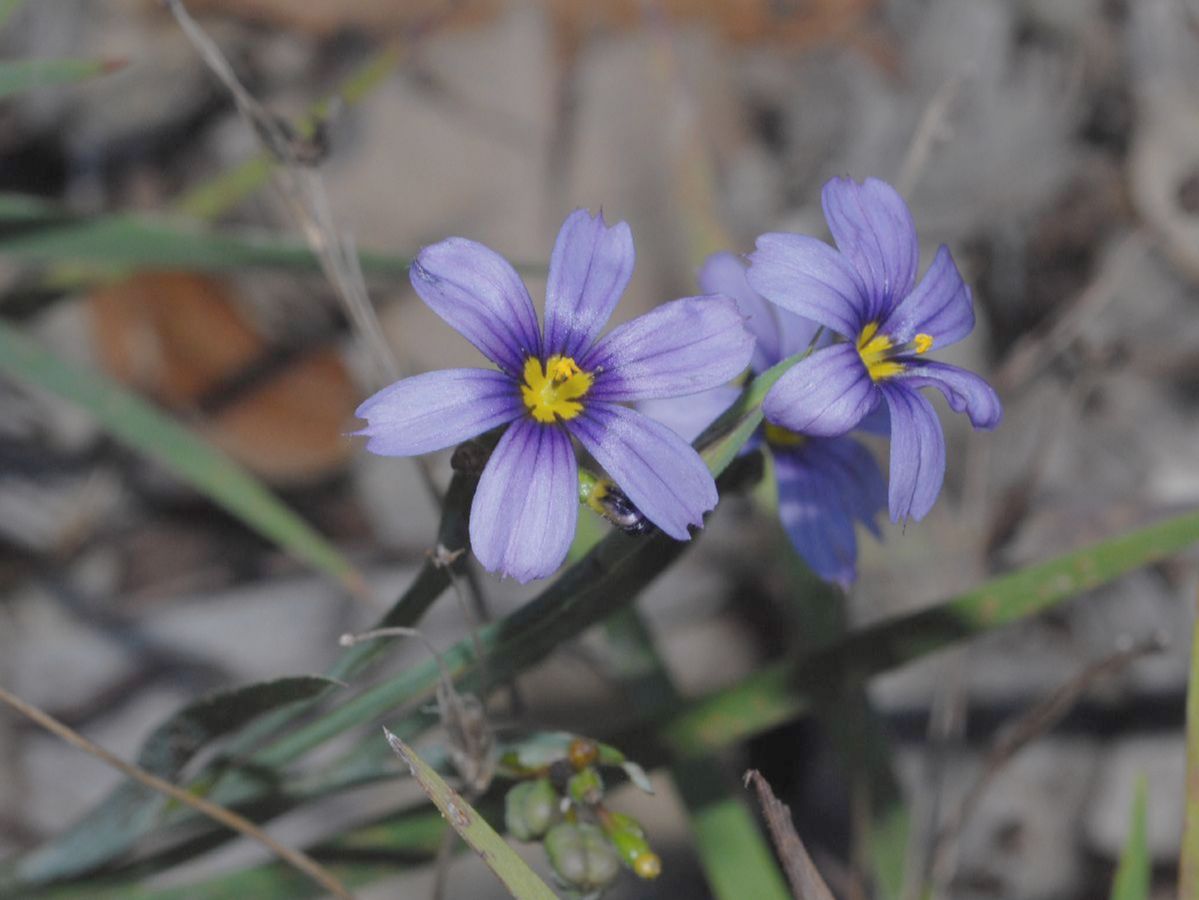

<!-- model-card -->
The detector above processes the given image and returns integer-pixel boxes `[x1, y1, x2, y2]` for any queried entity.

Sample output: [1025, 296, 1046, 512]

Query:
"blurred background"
[1, 0, 1198, 897]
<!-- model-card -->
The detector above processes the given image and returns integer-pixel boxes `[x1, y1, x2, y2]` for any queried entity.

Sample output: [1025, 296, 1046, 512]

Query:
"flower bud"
[504, 778, 559, 841]
[544, 822, 620, 891]
[602, 810, 661, 880]
[568, 737, 599, 771]
[567, 766, 604, 805]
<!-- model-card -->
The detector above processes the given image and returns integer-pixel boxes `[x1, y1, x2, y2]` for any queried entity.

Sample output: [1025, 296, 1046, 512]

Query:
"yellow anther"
[551, 357, 582, 383]
[913, 333, 934, 355]
[856, 322, 902, 381]
[521, 355, 592, 423]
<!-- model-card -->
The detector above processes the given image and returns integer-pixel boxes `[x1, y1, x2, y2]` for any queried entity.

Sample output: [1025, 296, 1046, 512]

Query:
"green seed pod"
[567, 766, 604, 806]
[602, 810, 661, 880]
[544, 822, 621, 891]
[504, 778, 559, 841]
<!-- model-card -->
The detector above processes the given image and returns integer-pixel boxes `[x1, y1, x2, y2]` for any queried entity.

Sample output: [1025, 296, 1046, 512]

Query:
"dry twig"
[744, 768, 836, 900]
[0, 684, 352, 899]
[930, 632, 1168, 890]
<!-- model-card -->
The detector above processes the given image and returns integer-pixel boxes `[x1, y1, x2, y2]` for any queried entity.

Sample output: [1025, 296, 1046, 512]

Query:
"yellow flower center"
[520, 354, 593, 423]
[763, 422, 807, 449]
[856, 322, 934, 382]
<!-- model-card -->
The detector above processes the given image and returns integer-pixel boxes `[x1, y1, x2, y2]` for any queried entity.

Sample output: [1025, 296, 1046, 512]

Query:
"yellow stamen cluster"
[521, 354, 593, 423]
[856, 322, 934, 382]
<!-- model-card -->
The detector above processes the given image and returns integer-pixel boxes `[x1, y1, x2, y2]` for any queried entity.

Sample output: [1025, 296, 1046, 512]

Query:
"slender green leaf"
[1111, 775, 1149, 900]
[383, 729, 560, 900]
[14, 677, 341, 886]
[660, 503, 1199, 759]
[1182, 604, 1199, 896]
[0, 321, 366, 595]
[0, 57, 122, 98]
[0, 194, 411, 276]
[25, 805, 448, 900]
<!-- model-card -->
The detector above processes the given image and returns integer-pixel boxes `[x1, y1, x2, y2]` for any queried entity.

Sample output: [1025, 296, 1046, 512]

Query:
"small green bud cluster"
[500, 735, 660, 897]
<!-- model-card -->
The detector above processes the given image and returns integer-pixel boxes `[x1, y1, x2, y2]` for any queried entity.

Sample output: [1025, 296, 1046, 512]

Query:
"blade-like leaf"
[383, 729, 560, 900]
[1182, 604, 1199, 896]
[0, 57, 122, 98]
[1111, 775, 1149, 900]
[14, 677, 340, 885]
[0, 321, 366, 595]
[0, 194, 411, 276]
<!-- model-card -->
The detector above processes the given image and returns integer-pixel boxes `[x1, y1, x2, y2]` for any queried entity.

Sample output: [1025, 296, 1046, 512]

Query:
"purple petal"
[899, 361, 1002, 429]
[856, 402, 891, 437]
[354, 368, 521, 456]
[762, 343, 877, 437]
[698, 251, 824, 371]
[544, 209, 634, 359]
[879, 381, 946, 523]
[410, 237, 541, 376]
[774, 449, 859, 587]
[881, 245, 975, 348]
[747, 233, 868, 339]
[796, 438, 884, 535]
[567, 402, 717, 540]
[582, 296, 754, 402]
[638, 384, 741, 445]
[821, 176, 919, 321]
[469, 419, 577, 583]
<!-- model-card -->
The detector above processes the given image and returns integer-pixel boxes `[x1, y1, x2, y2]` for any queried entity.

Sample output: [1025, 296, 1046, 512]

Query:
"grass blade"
[1111, 775, 1149, 900]
[0, 195, 411, 276]
[1182, 592, 1199, 898]
[0, 321, 366, 595]
[0, 58, 122, 98]
[383, 729, 560, 900]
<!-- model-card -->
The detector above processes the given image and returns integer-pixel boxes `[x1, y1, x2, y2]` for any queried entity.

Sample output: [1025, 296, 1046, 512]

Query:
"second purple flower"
[748, 177, 1003, 523]
[355, 210, 755, 582]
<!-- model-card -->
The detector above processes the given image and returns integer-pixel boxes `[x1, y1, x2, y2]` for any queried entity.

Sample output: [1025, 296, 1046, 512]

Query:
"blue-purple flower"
[748, 176, 1002, 523]
[642, 252, 886, 587]
[354, 210, 755, 582]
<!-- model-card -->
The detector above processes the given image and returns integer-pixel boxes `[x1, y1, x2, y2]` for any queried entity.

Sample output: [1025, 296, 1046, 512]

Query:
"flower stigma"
[521, 354, 593, 423]
[856, 322, 934, 382]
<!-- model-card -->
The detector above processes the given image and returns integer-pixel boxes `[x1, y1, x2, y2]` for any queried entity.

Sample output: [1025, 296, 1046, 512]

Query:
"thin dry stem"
[896, 75, 965, 196]
[162, 0, 443, 510]
[930, 633, 1168, 891]
[744, 769, 835, 900]
[0, 684, 352, 899]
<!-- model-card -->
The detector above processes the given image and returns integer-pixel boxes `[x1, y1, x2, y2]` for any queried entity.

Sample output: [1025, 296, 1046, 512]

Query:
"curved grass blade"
[383, 729, 560, 900]
[0, 321, 366, 596]
[0, 57, 123, 99]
